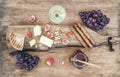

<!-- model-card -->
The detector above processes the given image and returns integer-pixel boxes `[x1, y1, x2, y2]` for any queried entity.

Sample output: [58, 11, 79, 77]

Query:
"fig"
[45, 24, 51, 32]
[47, 32, 54, 38]
[29, 15, 36, 23]
[62, 39, 70, 45]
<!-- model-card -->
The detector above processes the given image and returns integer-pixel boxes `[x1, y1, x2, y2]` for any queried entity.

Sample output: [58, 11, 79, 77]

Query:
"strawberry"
[27, 32, 32, 38]
[66, 32, 72, 37]
[46, 57, 54, 66]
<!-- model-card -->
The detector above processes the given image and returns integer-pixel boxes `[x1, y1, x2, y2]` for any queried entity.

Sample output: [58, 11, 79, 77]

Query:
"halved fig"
[47, 32, 54, 38]
[62, 39, 70, 45]
[45, 24, 51, 32]
[29, 15, 36, 23]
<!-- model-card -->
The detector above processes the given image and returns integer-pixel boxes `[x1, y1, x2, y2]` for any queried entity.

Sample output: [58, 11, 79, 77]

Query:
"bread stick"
[70, 26, 88, 48]
[77, 22, 96, 45]
[74, 24, 93, 47]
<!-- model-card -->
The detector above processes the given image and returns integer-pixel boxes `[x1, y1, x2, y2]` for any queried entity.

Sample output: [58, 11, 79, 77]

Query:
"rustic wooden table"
[0, 0, 120, 77]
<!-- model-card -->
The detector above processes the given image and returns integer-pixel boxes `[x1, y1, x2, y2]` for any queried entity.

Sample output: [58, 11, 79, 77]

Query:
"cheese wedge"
[34, 25, 41, 36]
[39, 35, 53, 47]
[29, 39, 36, 47]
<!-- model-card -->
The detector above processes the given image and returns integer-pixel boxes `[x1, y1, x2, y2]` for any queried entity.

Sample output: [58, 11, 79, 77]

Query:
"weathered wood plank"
[0, 0, 120, 77]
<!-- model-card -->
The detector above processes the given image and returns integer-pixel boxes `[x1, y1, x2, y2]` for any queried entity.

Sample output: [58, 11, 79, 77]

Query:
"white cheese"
[29, 39, 36, 47]
[39, 35, 53, 47]
[34, 25, 41, 36]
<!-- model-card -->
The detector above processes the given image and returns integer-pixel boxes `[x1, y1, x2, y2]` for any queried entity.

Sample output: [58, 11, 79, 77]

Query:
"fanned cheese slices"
[9, 32, 25, 50]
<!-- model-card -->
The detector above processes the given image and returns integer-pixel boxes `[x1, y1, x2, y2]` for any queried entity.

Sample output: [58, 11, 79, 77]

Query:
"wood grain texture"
[0, 0, 120, 77]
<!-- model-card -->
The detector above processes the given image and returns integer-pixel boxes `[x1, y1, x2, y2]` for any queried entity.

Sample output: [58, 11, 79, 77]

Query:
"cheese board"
[6, 24, 120, 53]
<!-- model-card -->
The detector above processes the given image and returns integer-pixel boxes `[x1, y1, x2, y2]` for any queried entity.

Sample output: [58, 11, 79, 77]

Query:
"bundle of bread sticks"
[71, 22, 96, 48]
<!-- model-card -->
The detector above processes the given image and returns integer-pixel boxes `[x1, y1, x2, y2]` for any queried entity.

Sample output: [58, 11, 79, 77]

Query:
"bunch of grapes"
[79, 10, 110, 31]
[16, 52, 39, 71]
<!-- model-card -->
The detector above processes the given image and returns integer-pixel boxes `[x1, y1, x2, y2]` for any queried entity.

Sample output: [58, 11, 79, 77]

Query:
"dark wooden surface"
[0, 0, 120, 77]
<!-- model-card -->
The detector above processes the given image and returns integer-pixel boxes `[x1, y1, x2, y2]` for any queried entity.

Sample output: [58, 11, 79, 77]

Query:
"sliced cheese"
[34, 25, 41, 36]
[29, 39, 36, 47]
[39, 35, 53, 47]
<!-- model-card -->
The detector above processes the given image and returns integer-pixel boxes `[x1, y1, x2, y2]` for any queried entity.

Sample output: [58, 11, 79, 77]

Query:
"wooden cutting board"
[6, 25, 80, 50]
